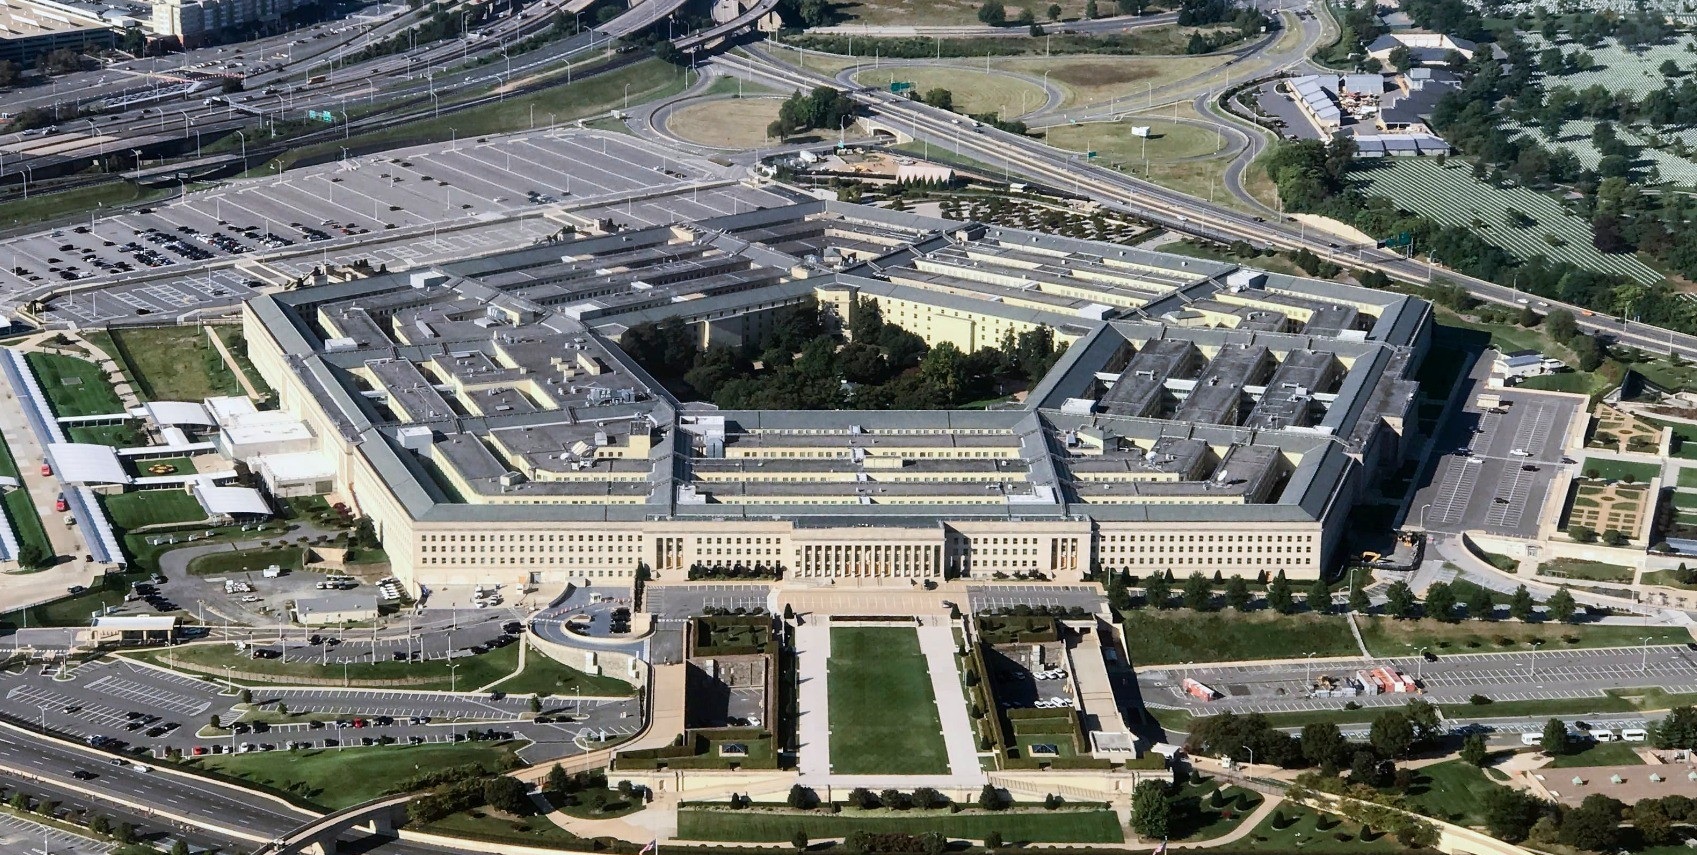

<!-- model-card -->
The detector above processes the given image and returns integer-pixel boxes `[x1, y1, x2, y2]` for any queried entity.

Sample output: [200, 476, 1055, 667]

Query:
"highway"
[714, 47, 1697, 363]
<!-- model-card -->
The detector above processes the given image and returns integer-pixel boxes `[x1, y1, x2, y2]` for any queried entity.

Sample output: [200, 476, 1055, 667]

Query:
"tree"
[1130, 780, 1171, 839]
[977, 0, 1006, 23]
[1083, 0, 1097, 17]
[985, 831, 1005, 849]
[1482, 786, 1546, 843]
[1541, 718, 1572, 756]
[1307, 578, 1331, 614]
[1508, 585, 1535, 622]
[89, 815, 110, 836]
[788, 784, 816, 810]
[0, 60, 18, 88]
[485, 776, 531, 815]
[1224, 575, 1251, 611]
[1460, 733, 1489, 767]
[793, 830, 810, 851]
[172, 841, 191, 855]
[1465, 584, 1495, 620]
[529, 696, 543, 714]
[1370, 710, 1414, 758]
[921, 88, 954, 111]
[115, 823, 135, 844]
[1423, 581, 1458, 622]
[1349, 577, 1370, 613]
[209, 714, 221, 730]
[1384, 580, 1418, 619]
[546, 764, 570, 796]
[1547, 586, 1578, 623]
[1182, 572, 1213, 611]
[239, 689, 253, 705]
[1560, 794, 1624, 851]
[1652, 705, 1697, 749]
[1388, 44, 1413, 70]
[1267, 571, 1293, 614]
[1144, 572, 1172, 609]
[16, 542, 49, 570]
[1046, 2, 1061, 17]
[1405, 699, 1444, 747]
[977, 784, 1005, 811]
[1545, 308, 1578, 341]
[851, 787, 880, 810]
[912, 787, 946, 809]
[1015, 6, 1035, 25]
[1299, 721, 1346, 772]
[1636, 800, 1675, 845]
[1349, 749, 1380, 786]
[1569, 524, 1597, 543]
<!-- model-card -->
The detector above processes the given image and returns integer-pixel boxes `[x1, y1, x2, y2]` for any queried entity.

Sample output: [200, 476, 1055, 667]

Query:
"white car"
[1509, 448, 1531, 457]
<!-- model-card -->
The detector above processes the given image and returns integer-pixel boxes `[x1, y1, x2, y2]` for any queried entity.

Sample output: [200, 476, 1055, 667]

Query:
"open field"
[492, 647, 634, 697]
[99, 490, 207, 530]
[850, 66, 1047, 118]
[1043, 119, 1224, 164]
[1402, 760, 1503, 827]
[993, 55, 1231, 111]
[666, 98, 786, 148]
[103, 326, 245, 402]
[827, 626, 950, 775]
[129, 639, 525, 691]
[186, 546, 305, 577]
[827, 0, 1095, 27]
[1580, 457, 1661, 484]
[25, 352, 123, 417]
[0, 182, 167, 231]
[1546, 740, 1646, 768]
[425, 809, 588, 848]
[1235, 804, 1401, 853]
[194, 742, 520, 810]
[1351, 159, 1662, 283]
[1118, 610, 1361, 665]
[676, 806, 1122, 843]
[1359, 616, 1687, 654]
[1539, 557, 1635, 584]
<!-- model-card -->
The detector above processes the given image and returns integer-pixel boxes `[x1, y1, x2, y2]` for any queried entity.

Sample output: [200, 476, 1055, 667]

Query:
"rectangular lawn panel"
[25, 352, 123, 417]
[1117, 610, 1360, 665]
[676, 807, 1122, 843]
[827, 626, 949, 775]
[195, 742, 520, 810]
[1579, 457, 1661, 484]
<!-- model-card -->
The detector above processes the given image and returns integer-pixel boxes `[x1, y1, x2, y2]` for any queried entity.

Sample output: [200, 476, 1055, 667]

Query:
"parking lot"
[0, 812, 115, 855]
[982, 643, 1073, 711]
[966, 585, 1104, 615]
[1141, 645, 1697, 717]
[0, 656, 637, 765]
[4, 129, 795, 327]
[1413, 362, 1583, 538]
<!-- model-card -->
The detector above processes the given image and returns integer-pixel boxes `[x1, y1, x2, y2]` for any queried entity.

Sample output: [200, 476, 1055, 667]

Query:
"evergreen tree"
[1508, 585, 1535, 621]
[1307, 578, 1331, 614]
[1267, 571, 1294, 614]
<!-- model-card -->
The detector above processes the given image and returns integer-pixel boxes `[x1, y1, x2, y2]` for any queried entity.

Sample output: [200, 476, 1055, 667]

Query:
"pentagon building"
[241, 200, 1432, 591]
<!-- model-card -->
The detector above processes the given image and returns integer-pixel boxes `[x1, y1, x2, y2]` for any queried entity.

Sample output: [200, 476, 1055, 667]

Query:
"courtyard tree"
[977, 784, 1006, 811]
[1182, 572, 1213, 611]
[1306, 578, 1331, 614]
[1541, 718, 1572, 756]
[1482, 787, 1546, 843]
[1547, 586, 1578, 623]
[1348, 577, 1370, 613]
[1509, 585, 1536, 621]
[1384, 580, 1418, 619]
[1369, 709, 1414, 758]
[1144, 572, 1172, 609]
[1465, 584, 1495, 620]
[1299, 721, 1347, 772]
[1423, 581, 1458, 622]
[1460, 733, 1489, 767]
[1224, 575, 1251, 611]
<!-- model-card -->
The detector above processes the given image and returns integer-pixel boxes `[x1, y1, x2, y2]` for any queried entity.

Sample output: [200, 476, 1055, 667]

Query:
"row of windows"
[422, 533, 638, 543]
[422, 544, 637, 554]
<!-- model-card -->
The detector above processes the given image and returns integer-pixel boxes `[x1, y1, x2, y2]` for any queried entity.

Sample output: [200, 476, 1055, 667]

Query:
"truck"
[1182, 678, 1219, 701]
[262, 565, 283, 578]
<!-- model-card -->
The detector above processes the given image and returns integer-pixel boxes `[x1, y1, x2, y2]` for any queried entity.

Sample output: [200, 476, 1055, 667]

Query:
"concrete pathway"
[795, 621, 832, 782]
[916, 623, 983, 781]
[202, 325, 263, 400]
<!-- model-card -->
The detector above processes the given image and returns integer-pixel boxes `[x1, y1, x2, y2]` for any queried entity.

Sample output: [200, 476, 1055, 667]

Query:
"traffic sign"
[890, 81, 914, 93]
[1380, 231, 1411, 248]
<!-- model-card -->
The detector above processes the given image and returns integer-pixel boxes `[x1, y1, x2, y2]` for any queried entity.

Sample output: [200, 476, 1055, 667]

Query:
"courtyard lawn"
[99, 490, 208, 530]
[25, 352, 123, 417]
[1546, 740, 1647, 768]
[1540, 558, 1635, 584]
[1359, 617, 1688, 656]
[827, 626, 949, 775]
[1579, 457, 1661, 484]
[1235, 804, 1401, 853]
[490, 646, 635, 697]
[101, 326, 246, 402]
[676, 806, 1122, 843]
[65, 422, 144, 447]
[193, 741, 520, 810]
[129, 638, 525, 691]
[1403, 760, 1506, 827]
[0, 431, 52, 569]
[1641, 569, 1697, 590]
[1117, 610, 1361, 665]
[425, 809, 589, 848]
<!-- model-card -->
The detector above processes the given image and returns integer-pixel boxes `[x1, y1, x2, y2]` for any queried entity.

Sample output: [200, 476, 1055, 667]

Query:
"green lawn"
[1540, 558, 1634, 584]
[1579, 457, 1661, 484]
[1403, 760, 1505, 826]
[1358, 616, 1688, 656]
[675, 806, 1123, 843]
[129, 638, 526, 691]
[0, 430, 52, 568]
[25, 352, 123, 417]
[1155, 686, 1697, 734]
[209, 326, 277, 403]
[1678, 469, 1697, 489]
[0, 181, 167, 231]
[65, 422, 144, 447]
[186, 546, 305, 577]
[828, 627, 950, 775]
[1546, 740, 1647, 768]
[1235, 804, 1401, 853]
[1641, 569, 1697, 590]
[1173, 782, 1264, 841]
[193, 741, 520, 810]
[425, 808, 590, 848]
[492, 647, 634, 697]
[100, 326, 246, 402]
[1117, 609, 1361, 665]
[99, 490, 207, 530]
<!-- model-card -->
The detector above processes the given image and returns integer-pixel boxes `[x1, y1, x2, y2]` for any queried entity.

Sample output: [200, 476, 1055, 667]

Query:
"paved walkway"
[201, 325, 263, 400]
[794, 621, 832, 781]
[916, 623, 984, 781]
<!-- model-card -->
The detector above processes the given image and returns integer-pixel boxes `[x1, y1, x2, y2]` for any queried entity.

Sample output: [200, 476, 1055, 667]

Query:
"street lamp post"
[1641, 636, 1654, 673]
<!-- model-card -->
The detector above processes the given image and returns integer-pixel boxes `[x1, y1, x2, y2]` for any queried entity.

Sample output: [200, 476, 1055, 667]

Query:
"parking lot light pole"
[1642, 636, 1654, 673]
[1304, 651, 1317, 685]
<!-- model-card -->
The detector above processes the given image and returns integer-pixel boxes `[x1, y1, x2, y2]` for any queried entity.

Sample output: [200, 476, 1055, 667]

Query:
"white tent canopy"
[134, 401, 215, 427]
[191, 482, 271, 517]
[45, 443, 131, 485]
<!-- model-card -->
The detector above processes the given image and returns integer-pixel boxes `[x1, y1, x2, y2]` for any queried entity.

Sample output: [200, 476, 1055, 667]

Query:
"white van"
[1520, 733, 1543, 746]
[1591, 729, 1615, 742]
[1621, 728, 1649, 742]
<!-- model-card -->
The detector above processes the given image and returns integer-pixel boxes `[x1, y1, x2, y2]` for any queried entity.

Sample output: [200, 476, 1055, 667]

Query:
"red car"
[39, 462, 51, 476]
[54, 494, 67, 512]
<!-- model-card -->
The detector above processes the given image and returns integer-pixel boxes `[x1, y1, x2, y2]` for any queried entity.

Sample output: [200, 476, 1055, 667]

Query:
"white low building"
[293, 592, 379, 626]
[205, 396, 316, 460]
[251, 451, 338, 498]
